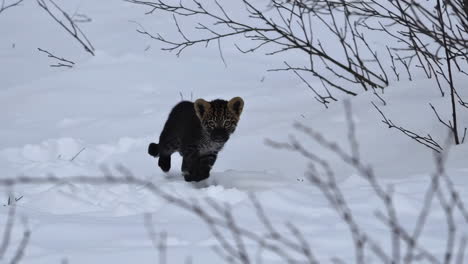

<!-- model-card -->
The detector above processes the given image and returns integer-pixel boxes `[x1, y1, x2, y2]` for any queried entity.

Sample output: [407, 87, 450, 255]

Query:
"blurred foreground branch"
[0, 201, 30, 264]
[0, 106, 466, 263]
[267, 100, 468, 263]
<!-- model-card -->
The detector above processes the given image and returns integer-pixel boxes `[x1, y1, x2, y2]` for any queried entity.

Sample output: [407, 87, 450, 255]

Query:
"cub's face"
[194, 97, 244, 143]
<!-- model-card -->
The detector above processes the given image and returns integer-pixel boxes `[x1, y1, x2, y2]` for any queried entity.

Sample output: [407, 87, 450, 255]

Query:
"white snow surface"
[0, 0, 467, 263]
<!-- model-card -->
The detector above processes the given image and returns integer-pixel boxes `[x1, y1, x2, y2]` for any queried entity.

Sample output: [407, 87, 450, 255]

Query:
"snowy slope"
[1, 0, 467, 263]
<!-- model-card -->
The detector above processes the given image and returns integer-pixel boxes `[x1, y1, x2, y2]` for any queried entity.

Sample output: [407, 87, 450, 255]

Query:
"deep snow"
[1, 0, 467, 263]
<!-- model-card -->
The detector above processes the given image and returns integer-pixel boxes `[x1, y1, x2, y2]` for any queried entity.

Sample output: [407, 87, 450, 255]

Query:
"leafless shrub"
[289, 0, 468, 146]
[352, 0, 468, 146]
[125, 0, 391, 108]
[267, 100, 468, 263]
[0, 173, 321, 263]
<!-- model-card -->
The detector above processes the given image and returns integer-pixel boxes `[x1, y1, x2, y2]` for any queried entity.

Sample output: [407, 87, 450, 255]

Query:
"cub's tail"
[148, 143, 160, 157]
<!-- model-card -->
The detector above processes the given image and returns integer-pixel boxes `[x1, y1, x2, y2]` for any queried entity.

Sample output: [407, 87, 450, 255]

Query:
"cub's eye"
[207, 120, 216, 128]
[224, 120, 232, 128]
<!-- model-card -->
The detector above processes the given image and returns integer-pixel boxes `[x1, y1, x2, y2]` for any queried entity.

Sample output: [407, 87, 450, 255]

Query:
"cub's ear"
[194, 98, 211, 120]
[228, 97, 244, 117]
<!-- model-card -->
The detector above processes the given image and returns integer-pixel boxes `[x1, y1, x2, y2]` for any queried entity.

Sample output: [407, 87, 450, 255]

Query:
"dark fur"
[148, 98, 244, 182]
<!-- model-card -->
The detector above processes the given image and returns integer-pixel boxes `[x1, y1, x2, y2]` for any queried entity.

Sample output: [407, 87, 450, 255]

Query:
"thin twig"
[70, 147, 86, 162]
[0, 0, 23, 14]
[38, 48, 75, 68]
[37, 0, 95, 56]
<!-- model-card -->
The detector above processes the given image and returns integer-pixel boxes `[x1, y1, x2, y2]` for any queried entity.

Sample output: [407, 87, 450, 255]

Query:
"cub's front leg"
[181, 154, 197, 182]
[180, 144, 201, 182]
[192, 153, 218, 182]
[182, 152, 217, 182]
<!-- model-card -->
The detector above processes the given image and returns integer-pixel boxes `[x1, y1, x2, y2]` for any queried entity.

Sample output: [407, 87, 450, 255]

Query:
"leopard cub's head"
[194, 97, 244, 143]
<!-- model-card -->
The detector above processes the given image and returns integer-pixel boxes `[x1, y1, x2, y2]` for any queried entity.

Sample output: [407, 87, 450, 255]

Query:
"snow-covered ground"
[1, 0, 467, 263]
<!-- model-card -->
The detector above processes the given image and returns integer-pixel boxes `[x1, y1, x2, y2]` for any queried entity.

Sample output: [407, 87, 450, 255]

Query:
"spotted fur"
[148, 97, 244, 182]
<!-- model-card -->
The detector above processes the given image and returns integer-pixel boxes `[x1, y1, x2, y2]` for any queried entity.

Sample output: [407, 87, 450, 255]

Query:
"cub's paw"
[148, 143, 159, 157]
[183, 173, 196, 182]
[183, 169, 209, 182]
[158, 156, 171, 172]
[191, 169, 210, 182]
[182, 169, 198, 182]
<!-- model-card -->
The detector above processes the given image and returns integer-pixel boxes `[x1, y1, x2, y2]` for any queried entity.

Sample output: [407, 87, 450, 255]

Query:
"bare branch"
[373, 102, 443, 152]
[37, 0, 95, 56]
[144, 214, 167, 264]
[38, 48, 75, 68]
[0, 201, 15, 260]
[9, 228, 31, 264]
[0, 0, 23, 14]
[268, 99, 467, 264]
[126, 0, 388, 97]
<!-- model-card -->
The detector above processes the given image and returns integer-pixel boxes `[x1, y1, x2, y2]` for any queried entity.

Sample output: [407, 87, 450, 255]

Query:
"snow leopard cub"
[148, 97, 244, 182]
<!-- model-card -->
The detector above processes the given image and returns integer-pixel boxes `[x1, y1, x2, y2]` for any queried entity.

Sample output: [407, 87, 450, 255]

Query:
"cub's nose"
[211, 128, 228, 142]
